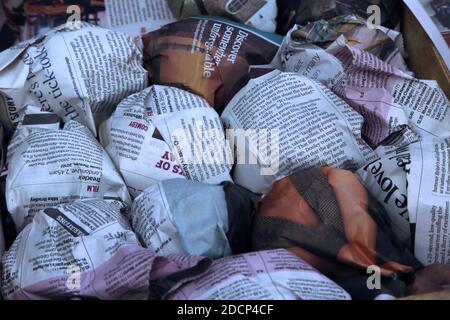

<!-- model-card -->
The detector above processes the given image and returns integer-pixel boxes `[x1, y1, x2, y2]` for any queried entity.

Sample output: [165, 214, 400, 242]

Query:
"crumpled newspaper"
[1, 199, 212, 300]
[270, 28, 450, 148]
[269, 25, 346, 89]
[252, 166, 423, 299]
[276, 0, 402, 34]
[221, 70, 376, 194]
[332, 45, 450, 147]
[99, 85, 233, 198]
[357, 127, 419, 248]
[407, 265, 450, 298]
[0, 123, 5, 257]
[131, 179, 258, 258]
[166, 249, 351, 300]
[4, 112, 131, 232]
[166, 0, 278, 32]
[0, 208, 4, 258]
[0, 22, 148, 136]
[287, 14, 408, 71]
[359, 133, 450, 267]
[142, 17, 282, 114]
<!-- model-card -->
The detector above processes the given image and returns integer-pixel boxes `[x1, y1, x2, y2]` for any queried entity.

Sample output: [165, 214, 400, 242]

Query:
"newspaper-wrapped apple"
[99, 86, 233, 198]
[359, 134, 450, 267]
[4, 113, 131, 232]
[131, 179, 258, 258]
[0, 23, 147, 136]
[142, 17, 282, 114]
[166, 249, 351, 300]
[252, 166, 423, 299]
[221, 70, 376, 194]
[1, 199, 211, 300]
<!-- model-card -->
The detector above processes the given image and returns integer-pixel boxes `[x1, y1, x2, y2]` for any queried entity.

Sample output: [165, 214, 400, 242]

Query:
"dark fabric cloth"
[337, 274, 409, 300]
[289, 168, 345, 235]
[222, 182, 260, 254]
[148, 258, 212, 300]
[0, 177, 16, 251]
[0, 2, 25, 52]
[253, 216, 345, 257]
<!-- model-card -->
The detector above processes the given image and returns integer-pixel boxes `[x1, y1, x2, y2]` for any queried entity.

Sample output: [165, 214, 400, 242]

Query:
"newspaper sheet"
[221, 70, 376, 193]
[167, 249, 351, 300]
[1, 199, 210, 300]
[4, 115, 131, 232]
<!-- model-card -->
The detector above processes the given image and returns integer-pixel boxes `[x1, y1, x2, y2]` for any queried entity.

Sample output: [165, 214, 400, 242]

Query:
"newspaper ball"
[131, 179, 257, 258]
[360, 135, 450, 267]
[99, 85, 233, 198]
[221, 70, 377, 194]
[166, 249, 351, 300]
[5, 113, 131, 232]
[142, 17, 282, 114]
[0, 22, 148, 136]
[1, 199, 211, 300]
[252, 166, 422, 299]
